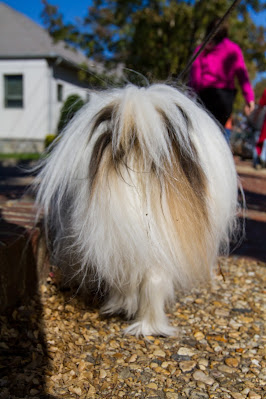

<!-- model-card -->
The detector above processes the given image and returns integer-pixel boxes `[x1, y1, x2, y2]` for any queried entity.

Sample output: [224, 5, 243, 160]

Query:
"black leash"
[177, 0, 242, 81]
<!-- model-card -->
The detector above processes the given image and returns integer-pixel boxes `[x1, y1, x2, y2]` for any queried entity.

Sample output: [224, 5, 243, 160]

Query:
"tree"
[41, 0, 266, 87]
[254, 77, 266, 102]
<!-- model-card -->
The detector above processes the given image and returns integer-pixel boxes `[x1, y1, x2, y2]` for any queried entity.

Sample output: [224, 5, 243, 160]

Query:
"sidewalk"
[233, 156, 266, 262]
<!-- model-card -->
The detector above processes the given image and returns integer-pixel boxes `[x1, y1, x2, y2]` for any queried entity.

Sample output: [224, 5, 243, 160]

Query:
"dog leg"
[101, 286, 139, 320]
[124, 271, 177, 337]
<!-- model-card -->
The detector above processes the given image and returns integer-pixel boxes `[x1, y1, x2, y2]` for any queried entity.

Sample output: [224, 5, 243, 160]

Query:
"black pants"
[199, 88, 236, 126]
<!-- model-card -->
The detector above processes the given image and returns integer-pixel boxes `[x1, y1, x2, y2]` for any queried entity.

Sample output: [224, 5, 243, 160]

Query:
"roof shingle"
[0, 2, 98, 70]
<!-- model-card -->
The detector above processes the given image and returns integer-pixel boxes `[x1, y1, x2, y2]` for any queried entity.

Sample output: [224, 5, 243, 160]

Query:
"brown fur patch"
[89, 102, 212, 282]
[91, 104, 116, 136]
[89, 131, 112, 191]
[159, 109, 211, 281]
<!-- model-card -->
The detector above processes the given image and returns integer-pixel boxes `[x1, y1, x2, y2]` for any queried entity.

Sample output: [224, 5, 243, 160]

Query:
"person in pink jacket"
[189, 18, 255, 126]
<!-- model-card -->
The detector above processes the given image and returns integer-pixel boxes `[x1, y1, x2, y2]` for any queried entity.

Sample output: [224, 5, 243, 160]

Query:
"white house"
[0, 2, 104, 153]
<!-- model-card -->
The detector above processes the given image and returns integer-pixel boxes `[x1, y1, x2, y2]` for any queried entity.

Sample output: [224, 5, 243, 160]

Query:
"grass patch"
[0, 153, 41, 161]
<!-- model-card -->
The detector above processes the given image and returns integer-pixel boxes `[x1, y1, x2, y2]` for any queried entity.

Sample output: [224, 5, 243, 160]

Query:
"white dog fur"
[35, 84, 238, 337]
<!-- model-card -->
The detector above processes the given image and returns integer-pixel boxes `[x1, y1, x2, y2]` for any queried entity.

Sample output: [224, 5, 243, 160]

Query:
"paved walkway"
[233, 156, 266, 262]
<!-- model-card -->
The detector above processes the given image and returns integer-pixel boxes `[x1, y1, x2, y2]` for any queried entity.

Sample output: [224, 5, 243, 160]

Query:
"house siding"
[0, 59, 88, 153]
[0, 59, 49, 141]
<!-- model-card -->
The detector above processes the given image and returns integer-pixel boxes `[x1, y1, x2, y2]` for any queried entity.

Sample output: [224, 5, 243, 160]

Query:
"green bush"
[57, 94, 85, 134]
[44, 134, 57, 148]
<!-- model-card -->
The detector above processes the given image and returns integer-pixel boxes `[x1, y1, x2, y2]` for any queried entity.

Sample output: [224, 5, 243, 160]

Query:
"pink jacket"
[189, 38, 254, 104]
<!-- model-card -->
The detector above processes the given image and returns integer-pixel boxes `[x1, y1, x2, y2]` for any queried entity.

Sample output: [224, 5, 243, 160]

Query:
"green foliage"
[77, 63, 123, 89]
[0, 153, 41, 161]
[254, 77, 266, 102]
[44, 134, 57, 148]
[41, 0, 266, 84]
[57, 94, 85, 134]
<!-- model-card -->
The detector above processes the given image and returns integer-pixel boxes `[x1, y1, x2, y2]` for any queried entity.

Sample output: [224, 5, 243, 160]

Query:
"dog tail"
[35, 84, 238, 289]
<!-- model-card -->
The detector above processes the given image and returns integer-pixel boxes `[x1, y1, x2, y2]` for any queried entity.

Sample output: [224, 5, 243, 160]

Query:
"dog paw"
[100, 301, 122, 316]
[124, 320, 178, 337]
[100, 294, 138, 319]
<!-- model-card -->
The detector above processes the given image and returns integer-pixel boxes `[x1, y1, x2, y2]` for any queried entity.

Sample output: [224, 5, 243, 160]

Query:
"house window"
[57, 84, 63, 102]
[4, 75, 23, 108]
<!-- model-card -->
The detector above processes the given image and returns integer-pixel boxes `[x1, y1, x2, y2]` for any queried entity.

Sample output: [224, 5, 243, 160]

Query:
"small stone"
[193, 370, 215, 386]
[179, 360, 197, 373]
[195, 298, 204, 304]
[69, 387, 82, 395]
[166, 393, 179, 399]
[225, 358, 239, 368]
[231, 393, 245, 399]
[155, 366, 163, 373]
[100, 369, 107, 379]
[78, 359, 87, 372]
[258, 371, 266, 380]
[119, 368, 132, 379]
[251, 359, 260, 367]
[146, 335, 155, 340]
[177, 347, 195, 357]
[215, 308, 230, 317]
[218, 364, 236, 374]
[194, 331, 205, 340]
[88, 386, 96, 395]
[206, 335, 227, 343]
[248, 393, 261, 399]
[128, 354, 138, 362]
[198, 359, 208, 367]
[40, 284, 47, 294]
[30, 389, 39, 396]
[153, 349, 166, 357]
[147, 382, 158, 389]
[191, 391, 209, 399]
[241, 317, 253, 323]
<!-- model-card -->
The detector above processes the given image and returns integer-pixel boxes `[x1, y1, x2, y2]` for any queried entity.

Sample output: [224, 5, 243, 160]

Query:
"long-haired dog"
[35, 84, 238, 337]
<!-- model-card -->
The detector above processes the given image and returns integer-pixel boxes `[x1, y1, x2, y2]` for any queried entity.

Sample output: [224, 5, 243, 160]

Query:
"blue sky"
[3, 0, 266, 28]
[3, 0, 266, 84]
[3, 0, 266, 83]
[4, 0, 93, 25]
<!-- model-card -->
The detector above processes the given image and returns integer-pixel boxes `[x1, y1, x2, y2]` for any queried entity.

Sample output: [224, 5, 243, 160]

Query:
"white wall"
[0, 59, 49, 140]
[0, 59, 89, 142]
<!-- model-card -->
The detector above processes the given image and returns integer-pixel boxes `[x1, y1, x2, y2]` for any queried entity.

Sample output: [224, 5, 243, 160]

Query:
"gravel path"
[0, 157, 265, 399]
[1, 257, 265, 398]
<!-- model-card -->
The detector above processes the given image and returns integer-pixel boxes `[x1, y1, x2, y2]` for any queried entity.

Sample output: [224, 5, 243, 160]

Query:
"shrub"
[57, 94, 85, 134]
[44, 134, 57, 148]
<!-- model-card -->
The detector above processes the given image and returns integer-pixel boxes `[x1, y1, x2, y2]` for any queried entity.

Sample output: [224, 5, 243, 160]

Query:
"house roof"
[0, 2, 101, 72]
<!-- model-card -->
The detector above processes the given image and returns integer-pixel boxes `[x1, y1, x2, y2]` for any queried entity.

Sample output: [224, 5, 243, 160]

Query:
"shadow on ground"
[242, 188, 266, 213]
[231, 178, 266, 262]
[0, 216, 56, 398]
[232, 217, 266, 263]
